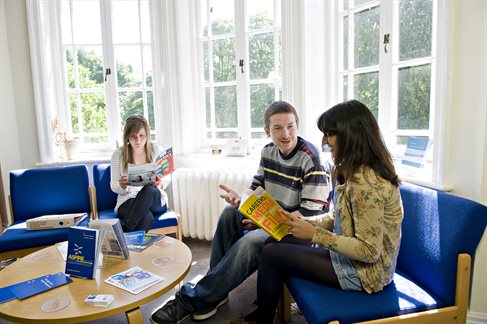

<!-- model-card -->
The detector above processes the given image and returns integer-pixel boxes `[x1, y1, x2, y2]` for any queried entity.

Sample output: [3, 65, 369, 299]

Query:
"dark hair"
[264, 101, 299, 129]
[317, 100, 400, 187]
[123, 115, 152, 171]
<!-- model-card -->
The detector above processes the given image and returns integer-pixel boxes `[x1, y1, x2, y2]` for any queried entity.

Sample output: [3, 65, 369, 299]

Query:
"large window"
[199, 0, 282, 143]
[338, 0, 435, 171]
[61, 0, 155, 151]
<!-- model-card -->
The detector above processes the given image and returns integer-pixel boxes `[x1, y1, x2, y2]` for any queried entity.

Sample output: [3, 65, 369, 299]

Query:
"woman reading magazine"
[110, 115, 169, 232]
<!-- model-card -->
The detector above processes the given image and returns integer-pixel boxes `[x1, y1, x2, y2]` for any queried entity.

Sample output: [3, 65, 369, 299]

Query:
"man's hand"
[281, 210, 316, 240]
[219, 184, 241, 207]
[242, 219, 258, 231]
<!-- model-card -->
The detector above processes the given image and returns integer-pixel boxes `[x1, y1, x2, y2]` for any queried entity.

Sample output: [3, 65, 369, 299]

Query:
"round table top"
[0, 236, 191, 323]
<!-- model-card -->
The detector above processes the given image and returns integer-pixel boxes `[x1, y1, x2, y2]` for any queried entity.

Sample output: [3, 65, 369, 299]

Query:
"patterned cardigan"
[307, 166, 403, 293]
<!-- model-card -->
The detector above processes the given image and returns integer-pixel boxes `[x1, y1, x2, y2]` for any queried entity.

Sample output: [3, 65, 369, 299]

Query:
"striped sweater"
[251, 137, 330, 216]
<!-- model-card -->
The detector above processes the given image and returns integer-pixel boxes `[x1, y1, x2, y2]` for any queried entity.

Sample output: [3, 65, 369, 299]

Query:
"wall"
[0, 0, 486, 319]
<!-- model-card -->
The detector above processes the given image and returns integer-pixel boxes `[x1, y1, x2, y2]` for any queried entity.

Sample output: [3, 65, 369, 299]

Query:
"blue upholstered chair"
[0, 165, 91, 261]
[279, 182, 487, 324]
[91, 164, 182, 240]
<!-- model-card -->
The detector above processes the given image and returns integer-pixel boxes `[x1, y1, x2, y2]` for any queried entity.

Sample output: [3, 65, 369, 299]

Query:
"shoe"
[150, 299, 191, 324]
[192, 296, 229, 321]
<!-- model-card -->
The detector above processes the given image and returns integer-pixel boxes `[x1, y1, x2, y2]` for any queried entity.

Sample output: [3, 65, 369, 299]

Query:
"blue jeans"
[176, 205, 270, 312]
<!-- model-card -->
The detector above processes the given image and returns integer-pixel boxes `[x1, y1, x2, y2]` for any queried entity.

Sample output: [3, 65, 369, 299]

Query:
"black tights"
[256, 235, 340, 323]
[117, 184, 167, 232]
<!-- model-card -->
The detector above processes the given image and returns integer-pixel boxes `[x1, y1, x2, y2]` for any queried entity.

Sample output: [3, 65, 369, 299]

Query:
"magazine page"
[127, 162, 157, 186]
[238, 186, 291, 241]
[104, 266, 163, 294]
[155, 147, 174, 177]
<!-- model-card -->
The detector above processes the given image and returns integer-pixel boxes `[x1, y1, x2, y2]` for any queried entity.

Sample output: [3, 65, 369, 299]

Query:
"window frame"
[198, 0, 282, 147]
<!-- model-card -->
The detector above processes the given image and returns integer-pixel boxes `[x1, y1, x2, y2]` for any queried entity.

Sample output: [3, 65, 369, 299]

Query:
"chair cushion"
[0, 216, 90, 252]
[287, 270, 442, 324]
[152, 210, 178, 229]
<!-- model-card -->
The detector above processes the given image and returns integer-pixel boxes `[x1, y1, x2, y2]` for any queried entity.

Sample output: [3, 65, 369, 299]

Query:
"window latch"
[104, 68, 112, 81]
[239, 59, 244, 74]
[383, 34, 390, 53]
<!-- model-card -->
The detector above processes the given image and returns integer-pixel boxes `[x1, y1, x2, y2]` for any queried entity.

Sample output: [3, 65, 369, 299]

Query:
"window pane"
[69, 93, 79, 133]
[342, 75, 349, 100]
[205, 87, 211, 127]
[140, 0, 151, 43]
[213, 38, 236, 82]
[203, 41, 209, 82]
[215, 85, 237, 128]
[72, 0, 102, 44]
[66, 48, 75, 88]
[77, 47, 105, 89]
[147, 91, 155, 131]
[354, 6, 379, 68]
[353, 0, 371, 7]
[398, 64, 431, 130]
[354, 71, 379, 118]
[80, 92, 107, 133]
[343, 15, 348, 70]
[216, 132, 238, 139]
[200, 0, 209, 37]
[249, 32, 274, 80]
[112, 0, 140, 44]
[247, 0, 274, 31]
[119, 91, 143, 122]
[143, 46, 153, 87]
[399, 0, 432, 61]
[115, 46, 143, 87]
[210, 0, 234, 36]
[250, 84, 275, 128]
[251, 132, 267, 139]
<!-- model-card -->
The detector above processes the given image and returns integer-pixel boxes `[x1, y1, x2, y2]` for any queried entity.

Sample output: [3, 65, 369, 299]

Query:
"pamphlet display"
[104, 266, 163, 294]
[65, 226, 105, 279]
[128, 147, 174, 186]
[238, 186, 291, 241]
[26, 213, 87, 230]
[89, 218, 130, 259]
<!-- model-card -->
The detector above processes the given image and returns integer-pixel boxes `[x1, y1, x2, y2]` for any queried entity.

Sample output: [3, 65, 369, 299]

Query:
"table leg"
[126, 307, 144, 324]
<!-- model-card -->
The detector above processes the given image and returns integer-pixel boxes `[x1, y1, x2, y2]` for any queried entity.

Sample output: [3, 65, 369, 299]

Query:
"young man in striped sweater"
[151, 101, 331, 324]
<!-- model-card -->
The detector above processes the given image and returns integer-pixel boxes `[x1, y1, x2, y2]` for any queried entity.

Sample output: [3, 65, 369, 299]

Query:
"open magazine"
[127, 147, 174, 186]
[104, 266, 163, 294]
[238, 186, 291, 241]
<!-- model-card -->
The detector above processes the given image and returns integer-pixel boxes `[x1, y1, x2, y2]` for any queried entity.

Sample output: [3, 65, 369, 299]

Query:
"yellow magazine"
[238, 186, 291, 241]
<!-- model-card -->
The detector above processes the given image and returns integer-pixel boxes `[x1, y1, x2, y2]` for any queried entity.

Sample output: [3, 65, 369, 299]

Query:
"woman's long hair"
[317, 100, 400, 187]
[122, 115, 153, 172]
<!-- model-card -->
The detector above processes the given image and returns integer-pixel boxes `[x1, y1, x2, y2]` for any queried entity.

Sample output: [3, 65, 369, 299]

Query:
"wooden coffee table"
[0, 236, 191, 323]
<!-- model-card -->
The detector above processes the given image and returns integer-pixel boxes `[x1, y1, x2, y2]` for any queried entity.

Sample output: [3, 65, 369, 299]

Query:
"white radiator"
[172, 168, 254, 240]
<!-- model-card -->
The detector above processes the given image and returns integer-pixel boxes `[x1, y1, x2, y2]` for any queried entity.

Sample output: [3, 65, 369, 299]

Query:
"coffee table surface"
[0, 236, 191, 323]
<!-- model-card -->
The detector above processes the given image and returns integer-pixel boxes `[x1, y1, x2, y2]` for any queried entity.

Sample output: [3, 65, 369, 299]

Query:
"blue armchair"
[279, 182, 487, 324]
[0, 165, 91, 261]
[91, 164, 182, 240]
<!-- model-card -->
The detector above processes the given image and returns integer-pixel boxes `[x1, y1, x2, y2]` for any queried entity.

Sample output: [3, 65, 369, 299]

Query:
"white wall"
[0, 0, 486, 319]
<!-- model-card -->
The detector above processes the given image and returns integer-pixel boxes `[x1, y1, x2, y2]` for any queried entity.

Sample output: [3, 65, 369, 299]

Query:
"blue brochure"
[65, 226, 103, 279]
[0, 272, 72, 302]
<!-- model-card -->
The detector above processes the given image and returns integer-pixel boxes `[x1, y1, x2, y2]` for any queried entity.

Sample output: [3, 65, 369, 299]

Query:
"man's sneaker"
[150, 299, 191, 324]
[192, 296, 229, 321]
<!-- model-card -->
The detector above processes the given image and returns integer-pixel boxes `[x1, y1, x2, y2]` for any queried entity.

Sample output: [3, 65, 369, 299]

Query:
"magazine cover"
[238, 186, 291, 241]
[105, 266, 163, 294]
[124, 233, 165, 252]
[127, 147, 174, 186]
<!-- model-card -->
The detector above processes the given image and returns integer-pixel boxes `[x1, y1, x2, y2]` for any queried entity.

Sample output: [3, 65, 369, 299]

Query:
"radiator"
[172, 168, 254, 240]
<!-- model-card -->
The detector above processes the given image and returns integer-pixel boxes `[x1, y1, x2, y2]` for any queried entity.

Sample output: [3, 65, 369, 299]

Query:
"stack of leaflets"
[65, 226, 106, 279]
[128, 147, 174, 186]
[89, 218, 130, 259]
[105, 266, 163, 294]
[124, 231, 165, 252]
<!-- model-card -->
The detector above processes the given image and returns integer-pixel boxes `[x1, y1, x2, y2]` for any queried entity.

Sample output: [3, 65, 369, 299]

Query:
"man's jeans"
[176, 205, 269, 312]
